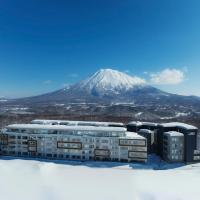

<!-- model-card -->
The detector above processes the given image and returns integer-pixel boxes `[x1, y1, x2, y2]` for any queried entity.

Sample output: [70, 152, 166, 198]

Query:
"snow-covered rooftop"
[164, 131, 184, 137]
[125, 132, 146, 139]
[127, 121, 158, 126]
[31, 119, 124, 127]
[160, 122, 197, 130]
[141, 122, 158, 126]
[127, 121, 143, 126]
[6, 124, 126, 132]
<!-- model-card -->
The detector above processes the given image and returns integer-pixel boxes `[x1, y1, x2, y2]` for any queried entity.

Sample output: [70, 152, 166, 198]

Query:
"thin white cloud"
[43, 80, 52, 84]
[132, 76, 146, 84]
[150, 68, 185, 85]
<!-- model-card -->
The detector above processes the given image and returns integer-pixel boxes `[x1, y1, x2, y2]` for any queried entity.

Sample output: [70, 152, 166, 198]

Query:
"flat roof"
[127, 121, 143, 126]
[125, 132, 146, 139]
[6, 124, 126, 132]
[127, 121, 157, 126]
[31, 119, 124, 126]
[138, 129, 154, 134]
[164, 131, 184, 137]
[160, 122, 197, 130]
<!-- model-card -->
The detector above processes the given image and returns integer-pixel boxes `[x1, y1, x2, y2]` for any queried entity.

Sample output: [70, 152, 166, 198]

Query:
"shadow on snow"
[0, 154, 185, 170]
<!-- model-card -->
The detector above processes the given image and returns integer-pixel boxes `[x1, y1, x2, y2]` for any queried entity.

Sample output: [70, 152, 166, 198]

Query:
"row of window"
[171, 155, 183, 160]
[3, 135, 121, 145]
[119, 139, 146, 146]
[6, 129, 124, 137]
[193, 156, 200, 160]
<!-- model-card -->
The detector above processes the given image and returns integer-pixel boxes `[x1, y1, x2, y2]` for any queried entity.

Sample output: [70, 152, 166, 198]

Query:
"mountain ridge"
[3, 68, 200, 107]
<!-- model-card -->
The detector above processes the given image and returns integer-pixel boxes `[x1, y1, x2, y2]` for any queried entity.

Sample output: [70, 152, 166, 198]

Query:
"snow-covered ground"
[0, 157, 200, 200]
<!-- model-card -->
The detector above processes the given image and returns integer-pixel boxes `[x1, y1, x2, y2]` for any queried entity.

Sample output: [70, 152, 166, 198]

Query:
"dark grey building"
[157, 122, 200, 163]
[138, 129, 155, 154]
[127, 121, 158, 132]
[127, 121, 158, 154]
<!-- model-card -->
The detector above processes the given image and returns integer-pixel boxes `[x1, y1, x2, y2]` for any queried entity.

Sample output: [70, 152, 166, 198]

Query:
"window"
[22, 141, 28, 145]
[194, 150, 200, 155]
[101, 139, 109, 143]
[57, 142, 82, 149]
[28, 140, 37, 152]
[194, 156, 200, 161]
[172, 138, 177, 142]
[58, 154, 63, 158]
[120, 146, 128, 151]
[9, 141, 16, 144]
[9, 135, 16, 139]
[10, 129, 19, 133]
[1, 134, 8, 145]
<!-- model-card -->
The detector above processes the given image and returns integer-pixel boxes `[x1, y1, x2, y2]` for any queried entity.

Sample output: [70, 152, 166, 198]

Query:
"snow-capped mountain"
[75, 69, 146, 94]
[8, 68, 200, 106]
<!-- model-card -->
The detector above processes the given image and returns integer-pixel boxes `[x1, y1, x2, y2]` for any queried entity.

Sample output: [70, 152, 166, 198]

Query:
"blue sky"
[0, 0, 200, 98]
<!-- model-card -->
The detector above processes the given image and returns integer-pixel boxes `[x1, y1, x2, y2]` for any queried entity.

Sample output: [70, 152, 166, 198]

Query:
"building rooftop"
[6, 124, 126, 132]
[138, 129, 154, 134]
[127, 121, 157, 126]
[164, 131, 184, 137]
[160, 122, 197, 130]
[125, 131, 146, 139]
[127, 121, 142, 126]
[31, 119, 124, 127]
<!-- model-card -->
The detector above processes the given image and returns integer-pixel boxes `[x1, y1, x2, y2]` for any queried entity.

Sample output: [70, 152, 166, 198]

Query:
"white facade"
[0, 123, 147, 163]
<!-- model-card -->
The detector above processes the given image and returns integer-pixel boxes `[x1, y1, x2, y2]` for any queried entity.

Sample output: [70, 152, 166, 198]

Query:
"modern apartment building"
[0, 123, 147, 163]
[163, 131, 184, 162]
[157, 122, 200, 163]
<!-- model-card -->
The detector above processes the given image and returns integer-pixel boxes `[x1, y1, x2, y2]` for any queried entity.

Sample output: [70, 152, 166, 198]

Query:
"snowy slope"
[0, 159, 200, 200]
[76, 68, 146, 93]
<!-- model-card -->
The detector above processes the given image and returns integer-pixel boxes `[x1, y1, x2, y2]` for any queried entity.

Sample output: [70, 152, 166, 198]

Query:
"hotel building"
[0, 122, 147, 163]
